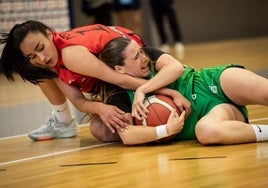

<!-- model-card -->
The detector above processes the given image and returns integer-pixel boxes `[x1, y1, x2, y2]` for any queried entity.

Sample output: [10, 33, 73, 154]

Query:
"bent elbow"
[121, 137, 136, 146]
[177, 63, 185, 75]
[120, 133, 139, 145]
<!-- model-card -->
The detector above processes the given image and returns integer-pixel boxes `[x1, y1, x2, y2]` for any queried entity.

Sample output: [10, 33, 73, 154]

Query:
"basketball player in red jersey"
[0, 20, 190, 142]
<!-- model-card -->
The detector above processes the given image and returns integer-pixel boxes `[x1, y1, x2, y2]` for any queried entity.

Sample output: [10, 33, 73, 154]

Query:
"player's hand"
[97, 103, 130, 133]
[166, 110, 186, 136]
[172, 92, 191, 118]
[131, 89, 149, 120]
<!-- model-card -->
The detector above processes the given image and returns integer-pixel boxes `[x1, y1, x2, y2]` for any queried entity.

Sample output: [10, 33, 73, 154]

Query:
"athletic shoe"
[28, 114, 78, 141]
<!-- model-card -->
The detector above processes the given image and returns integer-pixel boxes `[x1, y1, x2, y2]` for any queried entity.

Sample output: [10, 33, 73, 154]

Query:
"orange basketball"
[135, 95, 178, 142]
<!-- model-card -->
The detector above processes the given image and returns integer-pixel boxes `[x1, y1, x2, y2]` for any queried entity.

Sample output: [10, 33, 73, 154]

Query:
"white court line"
[249, 117, 268, 123]
[0, 142, 115, 166]
[0, 124, 89, 141]
[1, 118, 267, 166]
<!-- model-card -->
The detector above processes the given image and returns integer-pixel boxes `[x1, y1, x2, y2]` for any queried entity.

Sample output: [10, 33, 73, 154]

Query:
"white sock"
[51, 101, 73, 124]
[251, 124, 268, 142]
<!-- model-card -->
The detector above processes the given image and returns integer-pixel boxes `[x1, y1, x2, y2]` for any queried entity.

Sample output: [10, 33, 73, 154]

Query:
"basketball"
[135, 95, 179, 142]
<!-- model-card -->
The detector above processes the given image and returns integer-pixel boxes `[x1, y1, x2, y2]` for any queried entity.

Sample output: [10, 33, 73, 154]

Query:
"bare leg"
[220, 67, 268, 105]
[38, 79, 67, 105]
[195, 104, 257, 145]
[28, 79, 77, 141]
[90, 118, 121, 142]
[38, 79, 73, 123]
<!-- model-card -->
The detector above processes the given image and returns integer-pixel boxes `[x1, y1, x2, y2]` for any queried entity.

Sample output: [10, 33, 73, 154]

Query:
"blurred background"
[1, 0, 268, 49]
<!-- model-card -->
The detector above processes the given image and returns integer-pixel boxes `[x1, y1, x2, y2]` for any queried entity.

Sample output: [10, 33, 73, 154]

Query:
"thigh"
[196, 103, 246, 130]
[220, 67, 268, 105]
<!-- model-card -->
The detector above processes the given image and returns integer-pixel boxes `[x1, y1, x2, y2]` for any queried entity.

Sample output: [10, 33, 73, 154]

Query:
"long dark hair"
[0, 20, 58, 84]
[99, 37, 130, 69]
[86, 37, 133, 122]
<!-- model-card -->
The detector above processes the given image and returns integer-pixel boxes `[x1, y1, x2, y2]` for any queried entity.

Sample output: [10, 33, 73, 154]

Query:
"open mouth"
[46, 59, 52, 65]
[141, 64, 150, 73]
[142, 61, 150, 70]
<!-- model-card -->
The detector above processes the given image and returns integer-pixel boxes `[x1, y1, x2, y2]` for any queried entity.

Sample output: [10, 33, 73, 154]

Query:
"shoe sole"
[28, 130, 77, 141]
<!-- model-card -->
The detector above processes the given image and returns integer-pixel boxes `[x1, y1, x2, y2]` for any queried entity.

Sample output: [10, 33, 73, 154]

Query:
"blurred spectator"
[149, 0, 184, 58]
[113, 0, 142, 36]
[81, 0, 113, 25]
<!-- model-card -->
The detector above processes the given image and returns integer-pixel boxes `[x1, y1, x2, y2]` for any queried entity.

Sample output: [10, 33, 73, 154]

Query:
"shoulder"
[143, 46, 166, 61]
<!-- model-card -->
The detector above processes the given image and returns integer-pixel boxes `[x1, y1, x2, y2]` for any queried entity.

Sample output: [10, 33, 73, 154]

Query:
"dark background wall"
[70, 0, 268, 46]
[176, 0, 268, 43]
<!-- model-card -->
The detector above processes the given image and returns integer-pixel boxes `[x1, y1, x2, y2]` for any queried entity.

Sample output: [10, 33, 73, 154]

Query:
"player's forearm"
[137, 62, 184, 94]
[117, 74, 146, 90]
[69, 97, 102, 115]
[118, 125, 158, 145]
[152, 88, 180, 98]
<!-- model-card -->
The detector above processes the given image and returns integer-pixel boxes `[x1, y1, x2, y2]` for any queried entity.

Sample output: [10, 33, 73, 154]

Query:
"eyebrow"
[25, 41, 41, 57]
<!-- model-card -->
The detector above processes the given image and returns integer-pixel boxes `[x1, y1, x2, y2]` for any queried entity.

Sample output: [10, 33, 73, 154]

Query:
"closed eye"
[38, 45, 44, 51]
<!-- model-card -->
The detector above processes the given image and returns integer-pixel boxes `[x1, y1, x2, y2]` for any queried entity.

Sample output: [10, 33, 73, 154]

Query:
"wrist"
[137, 85, 147, 95]
[86, 101, 103, 114]
[156, 124, 168, 139]
[168, 90, 179, 99]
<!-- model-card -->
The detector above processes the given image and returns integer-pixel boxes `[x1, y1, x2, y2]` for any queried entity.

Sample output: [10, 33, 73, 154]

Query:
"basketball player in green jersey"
[98, 37, 268, 145]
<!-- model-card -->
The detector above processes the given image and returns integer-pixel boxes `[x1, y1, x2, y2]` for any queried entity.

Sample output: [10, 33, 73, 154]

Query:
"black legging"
[149, 0, 183, 44]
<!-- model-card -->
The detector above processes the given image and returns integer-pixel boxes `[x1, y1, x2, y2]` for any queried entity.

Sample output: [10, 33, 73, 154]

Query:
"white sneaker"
[160, 44, 170, 53]
[174, 42, 185, 59]
[28, 113, 78, 141]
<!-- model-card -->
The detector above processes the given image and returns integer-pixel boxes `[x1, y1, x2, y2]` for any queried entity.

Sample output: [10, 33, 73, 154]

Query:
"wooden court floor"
[0, 37, 268, 188]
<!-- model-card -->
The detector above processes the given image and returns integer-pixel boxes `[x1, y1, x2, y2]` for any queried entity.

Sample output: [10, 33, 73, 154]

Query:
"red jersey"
[53, 24, 144, 93]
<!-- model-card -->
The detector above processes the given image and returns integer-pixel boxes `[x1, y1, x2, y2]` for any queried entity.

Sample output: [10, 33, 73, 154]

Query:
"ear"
[46, 29, 53, 40]
[114, 65, 125, 74]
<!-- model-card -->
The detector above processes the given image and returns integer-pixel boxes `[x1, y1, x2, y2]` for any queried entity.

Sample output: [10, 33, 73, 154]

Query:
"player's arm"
[132, 47, 190, 119]
[118, 110, 186, 145]
[151, 87, 191, 118]
[61, 45, 146, 90]
[109, 90, 186, 145]
[136, 47, 185, 95]
[55, 79, 128, 133]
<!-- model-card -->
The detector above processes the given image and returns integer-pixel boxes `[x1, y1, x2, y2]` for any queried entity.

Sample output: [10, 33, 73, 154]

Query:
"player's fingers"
[174, 110, 180, 118]
[179, 111, 186, 119]
[115, 107, 126, 115]
[105, 122, 116, 133]
[170, 108, 176, 117]
[113, 117, 129, 132]
[132, 105, 147, 120]
[176, 104, 184, 114]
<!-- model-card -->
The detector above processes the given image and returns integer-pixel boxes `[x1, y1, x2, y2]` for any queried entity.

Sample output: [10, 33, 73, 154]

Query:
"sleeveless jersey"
[53, 24, 144, 93]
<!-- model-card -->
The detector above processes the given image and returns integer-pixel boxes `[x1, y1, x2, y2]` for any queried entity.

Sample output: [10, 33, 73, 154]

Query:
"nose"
[37, 53, 46, 64]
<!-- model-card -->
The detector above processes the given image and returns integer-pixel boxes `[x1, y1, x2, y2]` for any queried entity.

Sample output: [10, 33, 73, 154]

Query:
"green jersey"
[128, 64, 248, 141]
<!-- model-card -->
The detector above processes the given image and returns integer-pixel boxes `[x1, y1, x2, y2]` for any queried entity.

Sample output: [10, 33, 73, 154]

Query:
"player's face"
[20, 30, 58, 68]
[120, 39, 151, 78]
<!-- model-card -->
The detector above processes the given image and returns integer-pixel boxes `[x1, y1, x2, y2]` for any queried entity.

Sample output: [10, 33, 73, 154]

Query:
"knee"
[195, 122, 222, 145]
[89, 123, 106, 142]
[90, 120, 120, 142]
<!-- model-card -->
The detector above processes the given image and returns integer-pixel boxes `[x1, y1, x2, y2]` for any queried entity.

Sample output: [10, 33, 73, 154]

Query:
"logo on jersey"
[209, 85, 218, 94]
